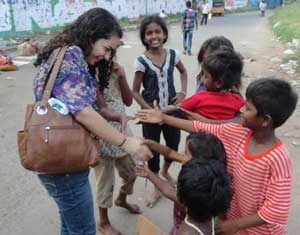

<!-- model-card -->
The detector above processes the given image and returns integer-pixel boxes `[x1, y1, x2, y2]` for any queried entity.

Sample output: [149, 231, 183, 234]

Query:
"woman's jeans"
[183, 30, 193, 53]
[38, 170, 96, 235]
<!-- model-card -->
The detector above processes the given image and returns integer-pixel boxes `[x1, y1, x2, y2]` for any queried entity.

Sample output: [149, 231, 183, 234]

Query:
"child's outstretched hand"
[136, 100, 163, 124]
[136, 161, 150, 178]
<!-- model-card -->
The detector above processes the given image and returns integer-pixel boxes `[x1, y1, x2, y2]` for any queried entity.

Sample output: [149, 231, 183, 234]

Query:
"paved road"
[1, 11, 299, 235]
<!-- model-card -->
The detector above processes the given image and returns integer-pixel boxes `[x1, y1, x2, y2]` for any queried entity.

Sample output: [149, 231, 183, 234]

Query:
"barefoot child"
[94, 59, 140, 235]
[137, 78, 298, 235]
[138, 132, 231, 235]
[133, 15, 188, 207]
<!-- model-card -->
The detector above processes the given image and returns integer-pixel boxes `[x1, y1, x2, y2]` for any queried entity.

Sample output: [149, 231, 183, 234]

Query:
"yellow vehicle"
[211, 0, 225, 15]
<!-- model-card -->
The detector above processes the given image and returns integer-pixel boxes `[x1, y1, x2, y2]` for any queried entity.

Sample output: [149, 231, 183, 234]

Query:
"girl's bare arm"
[176, 60, 188, 95]
[172, 61, 188, 105]
[132, 71, 152, 109]
[116, 64, 133, 106]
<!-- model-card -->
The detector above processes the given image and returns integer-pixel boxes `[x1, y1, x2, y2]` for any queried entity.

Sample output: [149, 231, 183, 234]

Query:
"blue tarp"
[248, 0, 282, 8]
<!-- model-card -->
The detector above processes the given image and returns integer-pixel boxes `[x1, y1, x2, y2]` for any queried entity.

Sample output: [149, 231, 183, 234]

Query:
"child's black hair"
[186, 132, 226, 166]
[177, 158, 231, 222]
[246, 78, 298, 128]
[202, 47, 243, 90]
[198, 36, 234, 64]
[139, 15, 168, 50]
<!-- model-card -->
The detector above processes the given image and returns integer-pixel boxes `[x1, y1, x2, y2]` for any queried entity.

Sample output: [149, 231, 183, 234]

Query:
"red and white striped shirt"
[192, 122, 292, 235]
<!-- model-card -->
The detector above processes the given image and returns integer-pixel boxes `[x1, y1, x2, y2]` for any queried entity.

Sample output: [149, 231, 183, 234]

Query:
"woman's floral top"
[33, 46, 97, 114]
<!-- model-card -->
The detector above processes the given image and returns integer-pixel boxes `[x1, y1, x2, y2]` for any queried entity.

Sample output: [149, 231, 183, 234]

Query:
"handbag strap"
[40, 46, 68, 108]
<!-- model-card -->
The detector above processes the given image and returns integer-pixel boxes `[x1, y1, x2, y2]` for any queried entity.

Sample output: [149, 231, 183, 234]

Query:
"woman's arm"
[75, 106, 152, 161]
[96, 91, 121, 122]
[132, 71, 152, 109]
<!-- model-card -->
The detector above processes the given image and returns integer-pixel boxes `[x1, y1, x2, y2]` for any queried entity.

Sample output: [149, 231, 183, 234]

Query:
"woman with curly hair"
[33, 8, 152, 235]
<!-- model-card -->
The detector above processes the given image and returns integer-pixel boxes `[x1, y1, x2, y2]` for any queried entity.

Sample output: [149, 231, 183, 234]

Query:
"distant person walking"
[201, 1, 210, 25]
[181, 0, 198, 55]
[159, 9, 167, 19]
[259, 0, 267, 16]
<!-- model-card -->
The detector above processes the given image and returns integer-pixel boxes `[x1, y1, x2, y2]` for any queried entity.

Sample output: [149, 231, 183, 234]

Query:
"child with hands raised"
[138, 132, 231, 235]
[136, 78, 298, 235]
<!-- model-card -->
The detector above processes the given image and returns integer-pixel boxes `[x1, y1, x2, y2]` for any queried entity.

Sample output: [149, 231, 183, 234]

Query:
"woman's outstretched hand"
[136, 100, 164, 124]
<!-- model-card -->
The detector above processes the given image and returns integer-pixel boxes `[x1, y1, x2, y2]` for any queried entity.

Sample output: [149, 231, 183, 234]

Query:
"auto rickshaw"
[211, 0, 225, 15]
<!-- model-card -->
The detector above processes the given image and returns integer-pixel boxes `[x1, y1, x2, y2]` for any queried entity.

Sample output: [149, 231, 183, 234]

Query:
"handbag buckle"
[36, 105, 48, 115]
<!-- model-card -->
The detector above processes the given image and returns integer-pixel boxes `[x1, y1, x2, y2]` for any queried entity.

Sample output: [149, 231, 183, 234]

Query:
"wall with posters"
[224, 0, 247, 9]
[0, 0, 185, 36]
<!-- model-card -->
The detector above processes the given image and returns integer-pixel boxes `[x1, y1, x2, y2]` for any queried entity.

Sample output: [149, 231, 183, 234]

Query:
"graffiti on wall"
[0, 0, 185, 36]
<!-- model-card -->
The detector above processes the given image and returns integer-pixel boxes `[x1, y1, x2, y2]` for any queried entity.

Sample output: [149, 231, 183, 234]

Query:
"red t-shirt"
[181, 91, 245, 119]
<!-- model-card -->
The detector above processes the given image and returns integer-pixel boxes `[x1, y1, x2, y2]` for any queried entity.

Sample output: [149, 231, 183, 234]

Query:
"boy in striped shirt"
[136, 78, 298, 235]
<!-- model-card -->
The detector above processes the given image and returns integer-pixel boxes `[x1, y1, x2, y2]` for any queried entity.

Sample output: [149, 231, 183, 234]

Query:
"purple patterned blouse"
[33, 46, 97, 114]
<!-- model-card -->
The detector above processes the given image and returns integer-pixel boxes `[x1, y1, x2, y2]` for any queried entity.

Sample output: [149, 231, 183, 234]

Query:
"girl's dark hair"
[34, 8, 122, 91]
[198, 36, 234, 64]
[246, 77, 298, 128]
[177, 158, 231, 222]
[202, 47, 243, 90]
[186, 132, 226, 166]
[139, 15, 168, 50]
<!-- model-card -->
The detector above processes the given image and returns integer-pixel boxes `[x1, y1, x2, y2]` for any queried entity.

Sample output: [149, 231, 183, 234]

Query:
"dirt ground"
[0, 11, 299, 235]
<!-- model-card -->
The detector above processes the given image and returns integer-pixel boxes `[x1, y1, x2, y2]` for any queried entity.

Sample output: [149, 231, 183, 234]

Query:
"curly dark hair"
[35, 8, 122, 90]
[88, 59, 114, 92]
[139, 15, 168, 50]
[177, 158, 231, 222]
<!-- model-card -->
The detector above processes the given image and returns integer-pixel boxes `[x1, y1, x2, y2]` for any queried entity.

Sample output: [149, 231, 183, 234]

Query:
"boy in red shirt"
[137, 78, 298, 235]
[164, 47, 245, 120]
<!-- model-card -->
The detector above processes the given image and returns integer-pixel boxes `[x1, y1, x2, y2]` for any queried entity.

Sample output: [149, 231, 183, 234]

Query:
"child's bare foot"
[146, 189, 161, 208]
[115, 200, 141, 214]
[161, 171, 176, 186]
[98, 222, 121, 235]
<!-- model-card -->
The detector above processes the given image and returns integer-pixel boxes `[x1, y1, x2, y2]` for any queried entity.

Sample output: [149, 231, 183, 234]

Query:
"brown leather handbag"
[17, 47, 99, 173]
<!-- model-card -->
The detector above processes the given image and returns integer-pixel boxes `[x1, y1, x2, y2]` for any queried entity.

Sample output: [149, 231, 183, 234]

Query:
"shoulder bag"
[17, 47, 99, 173]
